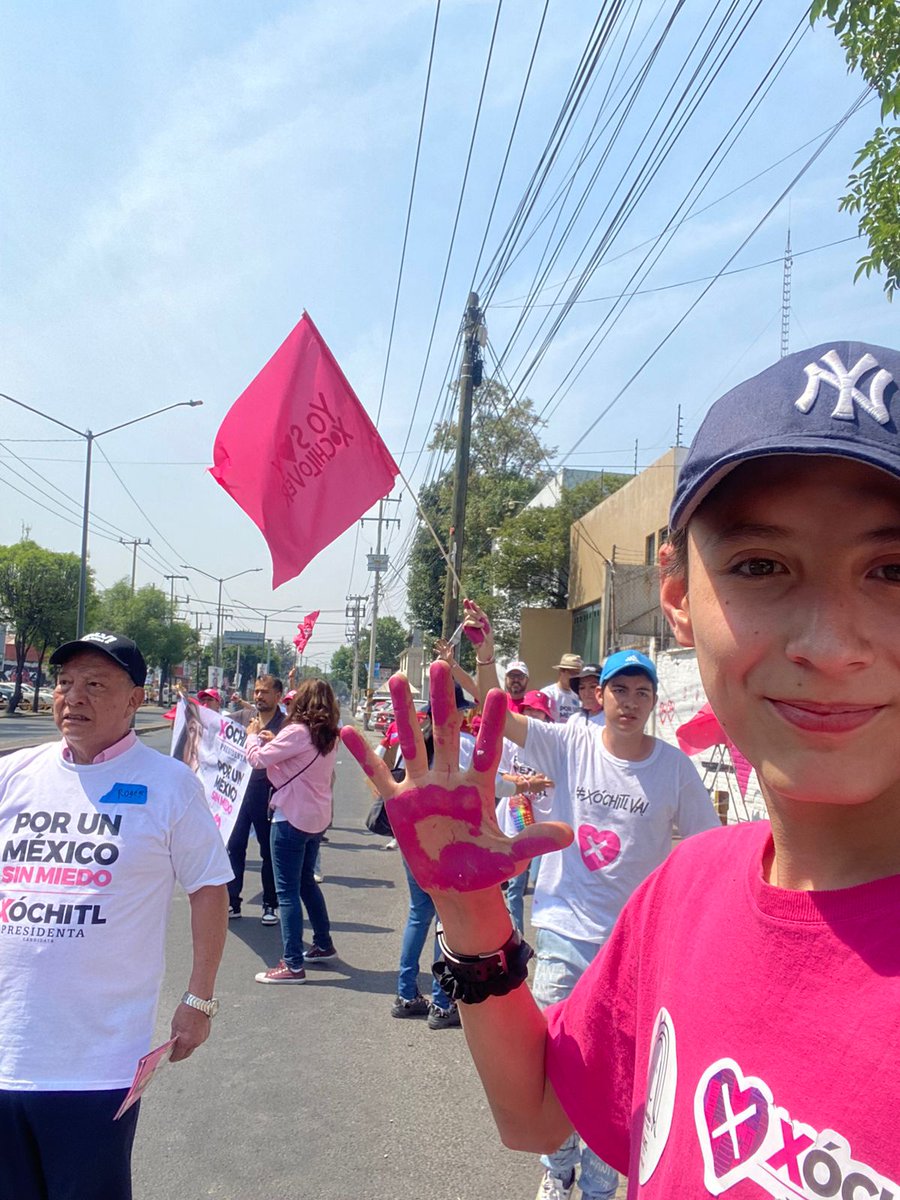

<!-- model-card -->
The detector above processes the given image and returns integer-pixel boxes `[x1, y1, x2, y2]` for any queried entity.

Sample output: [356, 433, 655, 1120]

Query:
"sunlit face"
[254, 681, 281, 715]
[558, 668, 578, 690]
[600, 672, 655, 734]
[661, 456, 900, 808]
[505, 670, 528, 700]
[522, 705, 550, 723]
[577, 675, 601, 714]
[198, 694, 220, 712]
[54, 650, 144, 763]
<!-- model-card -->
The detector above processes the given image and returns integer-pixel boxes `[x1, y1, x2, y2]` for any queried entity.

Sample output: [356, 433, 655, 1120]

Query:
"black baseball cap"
[572, 663, 602, 686]
[670, 341, 900, 531]
[50, 632, 148, 687]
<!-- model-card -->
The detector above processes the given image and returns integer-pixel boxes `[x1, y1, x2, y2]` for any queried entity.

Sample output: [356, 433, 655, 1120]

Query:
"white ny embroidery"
[794, 349, 893, 425]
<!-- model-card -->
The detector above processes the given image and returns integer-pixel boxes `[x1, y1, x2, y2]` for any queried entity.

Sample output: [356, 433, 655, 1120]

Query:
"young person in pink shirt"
[342, 341, 900, 1195]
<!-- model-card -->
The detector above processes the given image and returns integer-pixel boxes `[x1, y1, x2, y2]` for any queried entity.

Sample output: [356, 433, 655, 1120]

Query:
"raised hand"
[341, 660, 572, 895]
[433, 637, 456, 665]
[462, 597, 491, 648]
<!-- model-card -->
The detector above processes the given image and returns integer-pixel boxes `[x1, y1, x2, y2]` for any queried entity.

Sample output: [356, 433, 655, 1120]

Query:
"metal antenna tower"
[780, 224, 793, 359]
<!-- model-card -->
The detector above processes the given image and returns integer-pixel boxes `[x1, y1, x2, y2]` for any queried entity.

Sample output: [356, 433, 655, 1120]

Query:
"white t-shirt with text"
[0, 741, 232, 1090]
[523, 718, 717, 944]
[540, 683, 582, 724]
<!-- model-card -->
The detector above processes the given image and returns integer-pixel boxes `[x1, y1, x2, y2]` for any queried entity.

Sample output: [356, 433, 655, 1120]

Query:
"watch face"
[206, 997, 219, 1017]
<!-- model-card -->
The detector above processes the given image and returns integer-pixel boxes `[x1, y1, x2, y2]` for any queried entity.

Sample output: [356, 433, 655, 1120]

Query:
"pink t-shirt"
[245, 724, 336, 835]
[545, 821, 900, 1194]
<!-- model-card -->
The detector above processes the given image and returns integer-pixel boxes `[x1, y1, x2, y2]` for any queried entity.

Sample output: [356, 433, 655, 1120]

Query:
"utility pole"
[161, 574, 188, 706]
[442, 291, 484, 639]
[361, 498, 400, 728]
[119, 537, 150, 592]
[345, 594, 367, 714]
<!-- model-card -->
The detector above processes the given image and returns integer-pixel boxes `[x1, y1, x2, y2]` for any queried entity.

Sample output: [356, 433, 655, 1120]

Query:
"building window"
[658, 525, 669, 548]
[645, 532, 656, 565]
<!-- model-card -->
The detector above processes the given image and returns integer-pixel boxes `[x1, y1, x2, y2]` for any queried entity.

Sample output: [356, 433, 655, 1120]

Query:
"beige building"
[567, 446, 686, 662]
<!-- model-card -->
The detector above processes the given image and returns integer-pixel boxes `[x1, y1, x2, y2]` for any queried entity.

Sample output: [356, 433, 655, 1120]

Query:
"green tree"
[406, 382, 553, 641]
[813, 1, 900, 298]
[0, 541, 86, 713]
[330, 644, 364, 693]
[490, 475, 631, 646]
[96, 581, 197, 697]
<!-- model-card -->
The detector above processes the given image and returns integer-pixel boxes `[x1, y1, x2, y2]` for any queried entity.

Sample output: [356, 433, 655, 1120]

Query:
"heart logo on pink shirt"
[577, 825, 620, 871]
[695, 1060, 771, 1189]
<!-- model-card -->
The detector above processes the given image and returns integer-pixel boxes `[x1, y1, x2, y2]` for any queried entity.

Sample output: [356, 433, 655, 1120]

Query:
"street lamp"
[179, 565, 262, 669]
[0, 391, 203, 636]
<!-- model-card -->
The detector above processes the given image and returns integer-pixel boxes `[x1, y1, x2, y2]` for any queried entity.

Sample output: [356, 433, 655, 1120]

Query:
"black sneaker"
[427, 1002, 461, 1029]
[391, 993, 429, 1019]
[260, 905, 278, 925]
[305, 944, 337, 962]
[228, 905, 242, 920]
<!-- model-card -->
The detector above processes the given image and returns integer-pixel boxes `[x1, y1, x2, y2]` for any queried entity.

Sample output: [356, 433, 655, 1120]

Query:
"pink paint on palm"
[340, 727, 375, 777]
[388, 674, 419, 762]
[390, 783, 563, 892]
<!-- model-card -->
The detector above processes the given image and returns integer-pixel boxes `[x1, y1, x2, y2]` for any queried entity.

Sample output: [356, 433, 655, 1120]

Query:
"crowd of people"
[2, 340, 900, 1198]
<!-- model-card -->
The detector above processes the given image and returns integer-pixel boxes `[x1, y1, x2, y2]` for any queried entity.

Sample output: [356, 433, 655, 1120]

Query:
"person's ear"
[660, 565, 695, 648]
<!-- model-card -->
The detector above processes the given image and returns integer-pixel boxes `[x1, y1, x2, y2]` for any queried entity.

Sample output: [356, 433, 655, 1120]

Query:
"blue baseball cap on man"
[600, 650, 657, 689]
[670, 341, 900, 531]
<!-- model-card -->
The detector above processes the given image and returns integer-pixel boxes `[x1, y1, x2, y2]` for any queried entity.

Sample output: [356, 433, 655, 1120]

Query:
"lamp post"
[0, 392, 203, 636]
[179, 565, 262, 668]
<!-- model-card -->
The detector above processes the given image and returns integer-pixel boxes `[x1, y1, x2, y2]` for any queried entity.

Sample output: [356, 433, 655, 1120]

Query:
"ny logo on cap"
[794, 349, 894, 426]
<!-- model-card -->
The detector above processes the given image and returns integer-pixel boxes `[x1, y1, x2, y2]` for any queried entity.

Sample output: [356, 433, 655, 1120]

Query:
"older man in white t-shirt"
[472, 623, 717, 1200]
[0, 632, 231, 1200]
[540, 653, 583, 723]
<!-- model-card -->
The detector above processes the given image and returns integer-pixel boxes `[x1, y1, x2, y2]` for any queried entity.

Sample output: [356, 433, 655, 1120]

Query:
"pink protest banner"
[210, 313, 399, 588]
[293, 610, 320, 652]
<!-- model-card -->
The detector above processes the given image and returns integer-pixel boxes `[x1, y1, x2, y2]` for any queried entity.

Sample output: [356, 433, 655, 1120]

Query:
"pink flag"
[210, 313, 399, 588]
[293, 611, 320, 653]
[676, 702, 754, 798]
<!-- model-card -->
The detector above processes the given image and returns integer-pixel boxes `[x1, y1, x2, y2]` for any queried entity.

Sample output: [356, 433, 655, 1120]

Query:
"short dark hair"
[255, 674, 283, 695]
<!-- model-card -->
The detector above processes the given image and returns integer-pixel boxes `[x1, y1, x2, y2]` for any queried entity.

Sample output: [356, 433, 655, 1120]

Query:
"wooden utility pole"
[441, 291, 483, 639]
[120, 537, 150, 592]
[361, 498, 400, 728]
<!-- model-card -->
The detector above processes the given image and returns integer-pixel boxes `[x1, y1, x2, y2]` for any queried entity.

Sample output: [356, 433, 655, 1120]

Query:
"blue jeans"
[532, 928, 619, 1200]
[270, 821, 332, 971]
[397, 859, 447, 1009]
[504, 868, 528, 935]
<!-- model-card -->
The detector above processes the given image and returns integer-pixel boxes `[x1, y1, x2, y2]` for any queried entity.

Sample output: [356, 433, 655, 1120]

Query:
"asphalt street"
[130, 726, 553, 1200]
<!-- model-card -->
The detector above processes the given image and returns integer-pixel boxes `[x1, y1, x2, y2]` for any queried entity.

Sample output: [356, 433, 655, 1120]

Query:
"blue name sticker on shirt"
[100, 783, 148, 805]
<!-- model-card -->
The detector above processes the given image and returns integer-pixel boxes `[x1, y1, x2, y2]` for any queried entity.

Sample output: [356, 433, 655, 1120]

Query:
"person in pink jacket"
[247, 679, 340, 983]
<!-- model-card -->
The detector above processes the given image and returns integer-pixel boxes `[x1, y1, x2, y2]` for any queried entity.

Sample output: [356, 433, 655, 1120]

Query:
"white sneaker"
[381, 838, 398, 851]
[536, 1171, 575, 1200]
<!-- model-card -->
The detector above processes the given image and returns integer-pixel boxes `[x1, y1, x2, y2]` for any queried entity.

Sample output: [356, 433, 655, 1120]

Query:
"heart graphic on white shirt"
[694, 1059, 773, 1193]
[577, 825, 620, 871]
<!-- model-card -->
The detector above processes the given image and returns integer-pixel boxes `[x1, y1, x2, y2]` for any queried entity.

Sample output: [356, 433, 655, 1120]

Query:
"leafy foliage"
[95, 581, 197, 687]
[0, 541, 85, 712]
[406, 383, 554, 644]
[812, 1, 900, 298]
[491, 475, 631, 636]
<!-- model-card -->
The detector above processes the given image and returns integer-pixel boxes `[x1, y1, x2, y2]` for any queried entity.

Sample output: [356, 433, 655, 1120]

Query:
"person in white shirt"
[571, 663, 605, 726]
[540, 653, 583, 723]
[0, 632, 231, 1200]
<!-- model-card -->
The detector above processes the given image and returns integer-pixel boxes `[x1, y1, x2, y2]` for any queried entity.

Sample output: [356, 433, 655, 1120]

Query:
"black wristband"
[432, 926, 533, 1005]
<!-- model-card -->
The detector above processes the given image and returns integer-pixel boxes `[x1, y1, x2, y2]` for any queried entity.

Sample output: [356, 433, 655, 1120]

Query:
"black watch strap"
[433, 926, 533, 1005]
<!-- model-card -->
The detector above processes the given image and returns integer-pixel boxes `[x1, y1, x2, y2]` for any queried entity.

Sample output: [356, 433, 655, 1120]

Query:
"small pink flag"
[210, 313, 399, 588]
[293, 611, 320, 653]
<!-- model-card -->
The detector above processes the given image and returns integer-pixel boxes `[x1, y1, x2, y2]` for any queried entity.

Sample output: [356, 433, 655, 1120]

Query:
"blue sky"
[1, 1, 896, 668]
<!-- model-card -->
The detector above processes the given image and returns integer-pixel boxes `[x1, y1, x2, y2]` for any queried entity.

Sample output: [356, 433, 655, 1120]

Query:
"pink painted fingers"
[340, 660, 573, 895]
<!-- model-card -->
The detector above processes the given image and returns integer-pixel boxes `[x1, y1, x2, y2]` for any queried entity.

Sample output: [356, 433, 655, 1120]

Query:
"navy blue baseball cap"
[670, 341, 900, 531]
[600, 650, 657, 688]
